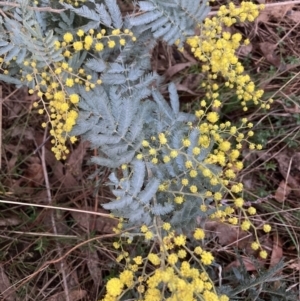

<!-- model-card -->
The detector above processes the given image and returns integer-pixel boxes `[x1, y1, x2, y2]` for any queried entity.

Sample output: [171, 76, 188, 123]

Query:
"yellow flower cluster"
[186, 1, 272, 111]
[27, 59, 100, 159]
[23, 26, 136, 160]
[57, 28, 136, 56]
[102, 227, 229, 301]
[138, 119, 256, 208]
[218, 1, 264, 24]
[135, 93, 270, 259]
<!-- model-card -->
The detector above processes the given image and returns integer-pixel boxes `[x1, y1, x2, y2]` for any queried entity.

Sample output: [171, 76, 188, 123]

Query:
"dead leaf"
[259, 42, 283, 68]
[3, 143, 26, 175]
[287, 10, 300, 23]
[46, 149, 78, 190]
[65, 140, 89, 181]
[53, 261, 79, 289]
[86, 250, 102, 286]
[26, 162, 43, 185]
[4, 128, 43, 194]
[181, 50, 198, 63]
[256, 10, 270, 23]
[257, 4, 294, 22]
[10, 127, 34, 140]
[268, 4, 294, 19]
[270, 235, 283, 268]
[165, 62, 195, 79]
[23, 157, 44, 187]
[238, 44, 253, 56]
[70, 206, 118, 234]
[6, 153, 18, 175]
[224, 256, 262, 272]
[0, 215, 22, 226]
[46, 289, 87, 301]
[283, 103, 300, 114]
[274, 180, 292, 203]
[4, 87, 31, 119]
[274, 152, 300, 197]
[38, 143, 78, 191]
[10, 131, 79, 193]
[288, 259, 300, 271]
[203, 221, 251, 248]
[176, 73, 204, 95]
[0, 264, 17, 301]
[176, 83, 200, 95]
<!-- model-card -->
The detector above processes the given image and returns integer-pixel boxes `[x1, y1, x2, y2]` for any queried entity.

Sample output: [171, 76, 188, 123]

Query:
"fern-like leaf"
[138, 178, 160, 205]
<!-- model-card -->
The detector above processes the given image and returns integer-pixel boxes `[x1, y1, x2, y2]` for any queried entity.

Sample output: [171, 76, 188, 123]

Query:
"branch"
[0, 1, 66, 13]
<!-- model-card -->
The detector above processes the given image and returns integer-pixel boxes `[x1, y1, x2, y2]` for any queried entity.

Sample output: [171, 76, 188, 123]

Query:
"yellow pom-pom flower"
[148, 253, 160, 265]
[194, 228, 205, 240]
[263, 224, 272, 233]
[63, 32, 73, 43]
[251, 241, 260, 250]
[259, 250, 268, 259]
[201, 251, 214, 265]
[206, 112, 219, 123]
[106, 278, 124, 296]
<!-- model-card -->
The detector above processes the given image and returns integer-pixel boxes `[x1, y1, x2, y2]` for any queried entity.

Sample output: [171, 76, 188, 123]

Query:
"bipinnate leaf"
[130, 160, 146, 197]
[138, 178, 160, 205]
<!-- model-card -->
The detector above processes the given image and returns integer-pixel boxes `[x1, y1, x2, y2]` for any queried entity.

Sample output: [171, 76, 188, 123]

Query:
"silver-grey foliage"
[0, 0, 211, 231]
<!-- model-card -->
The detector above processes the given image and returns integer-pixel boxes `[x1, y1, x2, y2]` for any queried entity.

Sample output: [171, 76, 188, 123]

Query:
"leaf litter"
[1, 1, 300, 299]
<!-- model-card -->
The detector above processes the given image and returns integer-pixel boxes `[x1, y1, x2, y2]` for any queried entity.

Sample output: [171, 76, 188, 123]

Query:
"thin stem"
[0, 2, 65, 13]
[0, 199, 115, 218]
[0, 86, 2, 169]
[40, 127, 70, 301]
